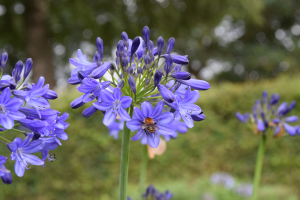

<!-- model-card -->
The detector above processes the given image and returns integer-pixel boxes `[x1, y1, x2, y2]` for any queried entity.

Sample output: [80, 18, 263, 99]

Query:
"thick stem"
[252, 134, 267, 200]
[119, 106, 134, 200]
[139, 145, 148, 198]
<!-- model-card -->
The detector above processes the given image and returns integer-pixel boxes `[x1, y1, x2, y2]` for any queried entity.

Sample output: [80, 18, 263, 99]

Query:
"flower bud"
[1, 169, 12, 184]
[131, 37, 140, 56]
[82, 106, 98, 118]
[262, 91, 267, 104]
[157, 36, 164, 56]
[147, 40, 154, 55]
[145, 78, 150, 86]
[43, 89, 58, 100]
[177, 79, 210, 90]
[94, 51, 102, 67]
[127, 66, 134, 75]
[142, 26, 150, 47]
[270, 94, 280, 105]
[0, 52, 8, 69]
[163, 54, 189, 65]
[121, 31, 129, 47]
[115, 57, 120, 65]
[157, 84, 175, 103]
[71, 95, 85, 109]
[128, 76, 136, 94]
[137, 67, 143, 75]
[90, 62, 112, 79]
[144, 55, 151, 68]
[173, 82, 181, 91]
[121, 57, 128, 69]
[120, 73, 124, 79]
[24, 58, 33, 79]
[164, 54, 173, 75]
[109, 65, 115, 74]
[118, 80, 125, 89]
[77, 71, 87, 81]
[96, 37, 103, 58]
[154, 70, 162, 86]
[12, 61, 23, 82]
[117, 40, 125, 55]
[173, 64, 182, 73]
[171, 72, 191, 80]
[166, 37, 175, 54]
[192, 113, 205, 121]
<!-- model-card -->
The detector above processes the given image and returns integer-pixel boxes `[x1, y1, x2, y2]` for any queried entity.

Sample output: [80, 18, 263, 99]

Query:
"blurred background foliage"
[1, 0, 300, 87]
[1, 74, 300, 199]
[1, 0, 300, 199]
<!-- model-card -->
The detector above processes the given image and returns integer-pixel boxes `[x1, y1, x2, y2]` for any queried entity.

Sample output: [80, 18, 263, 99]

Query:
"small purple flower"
[12, 61, 23, 83]
[7, 134, 45, 177]
[0, 156, 12, 184]
[154, 70, 163, 86]
[210, 172, 235, 189]
[77, 78, 110, 103]
[131, 37, 140, 56]
[128, 76, 136, 94]
[13, 77, 51, 115]
[235, 112, 249, 123]
[164, 54, 173, 75]
[93, 88, 132, 126]
[0, 88, 25, 129]
[127, 101, 174, 148]
[165, 88, 202, 128]
[142, 185, 173, 200]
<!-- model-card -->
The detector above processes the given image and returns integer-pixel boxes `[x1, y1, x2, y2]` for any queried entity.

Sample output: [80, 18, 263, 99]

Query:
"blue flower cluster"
[127, 185, 173, 200]
[0, 52, 69, 184]
[236, 91, 299, 137]
[69, 26, 210, 148]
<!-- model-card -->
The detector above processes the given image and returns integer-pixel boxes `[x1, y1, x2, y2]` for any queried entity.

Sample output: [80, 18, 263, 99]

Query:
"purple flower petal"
[22, 140, 44, 154]
[118, 107, 131, 121]
[120, 96, 132, 108]
[113, 88, 121, 100]
[131, 129, 145, 141]
[141, 102, 153, 117]
[126, 119, 142, 131]
[14, 160, 25, 177]
[8, 111, 26, 120]
[100, 89, 115, 102]
[285, 116, 299, 123]
[133, 107, 144, 121]
[257, 119, 265, 132]
[147, 134, 160, 148]
[156, 126, 174, 135]
[156, 112, 174, 125]
[150, 101, 164, 119]
[93, 102, 112, 111]
[283, 123, 296, 136]
[103, 108, 117, 126]
[0, 116, 14, 129]
[22, 154, 44, 165]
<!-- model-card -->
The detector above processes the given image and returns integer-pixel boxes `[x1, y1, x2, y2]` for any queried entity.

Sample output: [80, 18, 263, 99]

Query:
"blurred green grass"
[1, 74, 300, 199]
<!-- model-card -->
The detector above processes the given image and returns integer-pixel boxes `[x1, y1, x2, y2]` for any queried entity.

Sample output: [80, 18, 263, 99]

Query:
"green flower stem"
[119, 106, 134, 200]
[252, 134, 267, 200]
[139, 145, 148, 199]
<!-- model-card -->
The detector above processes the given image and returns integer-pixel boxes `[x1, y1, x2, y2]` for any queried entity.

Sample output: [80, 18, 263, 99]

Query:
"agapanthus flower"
[236, 91, 299, 138]
[0, 51, 69, 183]
[68, 26, 210, 147]
[163, 119, 188, 141]
[13, 77, 51, 115]
[93, 88, 132, 126]
[127, 101, 174, 148]
[7, 134, 44, 177]
[0, 156, 12, 184]
[165, 87, 202, 128]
